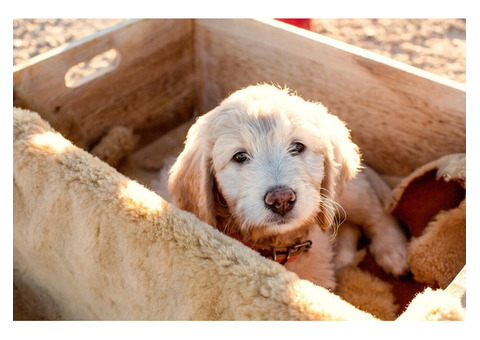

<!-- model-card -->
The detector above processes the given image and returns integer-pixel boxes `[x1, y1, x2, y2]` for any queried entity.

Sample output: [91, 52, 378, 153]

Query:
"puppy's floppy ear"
[168, 112, 217, 227]
[317, 113, 361, 230]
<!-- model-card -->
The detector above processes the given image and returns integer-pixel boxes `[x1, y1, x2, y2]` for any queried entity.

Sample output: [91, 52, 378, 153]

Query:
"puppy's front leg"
[333, 222, 366, 270]
[363, 210, 409, 277]
[339, 169, 409, 277]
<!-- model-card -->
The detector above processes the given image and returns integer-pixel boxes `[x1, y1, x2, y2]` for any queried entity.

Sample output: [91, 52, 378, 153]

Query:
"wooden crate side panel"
[13, 19, 195, 149]
[194, 19, 466, 176]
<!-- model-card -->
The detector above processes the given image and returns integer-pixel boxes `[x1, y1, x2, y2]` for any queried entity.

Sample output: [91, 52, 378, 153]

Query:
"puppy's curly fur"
[168, 84, 408, 289]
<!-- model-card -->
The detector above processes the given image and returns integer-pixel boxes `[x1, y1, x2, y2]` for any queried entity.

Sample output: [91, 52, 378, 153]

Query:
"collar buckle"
[260, 240, 312, 265]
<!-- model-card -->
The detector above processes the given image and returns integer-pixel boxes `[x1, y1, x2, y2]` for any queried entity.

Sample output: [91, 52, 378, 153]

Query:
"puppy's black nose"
[264, 186, 296, 216]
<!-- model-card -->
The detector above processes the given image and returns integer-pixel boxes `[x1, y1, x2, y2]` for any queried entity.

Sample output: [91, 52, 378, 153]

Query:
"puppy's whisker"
[319, 187, 335, 198]
[319, 191, 347, 239]
[223, 211, 243, 237]
[223, 216, 235, 235]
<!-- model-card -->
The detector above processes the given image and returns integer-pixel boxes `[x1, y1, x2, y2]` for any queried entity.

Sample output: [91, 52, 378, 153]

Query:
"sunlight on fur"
[285, 278, 368, 320]
[31, 131, 72, 153]
[118, 180, 167, 215]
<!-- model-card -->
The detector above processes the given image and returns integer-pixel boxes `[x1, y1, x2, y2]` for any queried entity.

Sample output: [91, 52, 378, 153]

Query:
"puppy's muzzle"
[264, 186, 296, 216]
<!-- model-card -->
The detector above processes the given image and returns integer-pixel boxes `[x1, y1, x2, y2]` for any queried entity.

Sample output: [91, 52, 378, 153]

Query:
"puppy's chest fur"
[284, 226, 336, 290]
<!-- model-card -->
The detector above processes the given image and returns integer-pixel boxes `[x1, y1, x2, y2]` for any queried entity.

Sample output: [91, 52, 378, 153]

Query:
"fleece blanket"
[13, 108, 464, 320]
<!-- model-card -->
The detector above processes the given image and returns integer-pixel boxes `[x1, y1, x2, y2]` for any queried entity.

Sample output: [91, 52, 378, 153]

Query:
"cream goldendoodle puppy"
[168, 84, 408, 289]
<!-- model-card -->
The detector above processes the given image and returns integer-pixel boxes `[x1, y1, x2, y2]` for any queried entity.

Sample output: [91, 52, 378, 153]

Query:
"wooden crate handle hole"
[64, 48, 120, 88]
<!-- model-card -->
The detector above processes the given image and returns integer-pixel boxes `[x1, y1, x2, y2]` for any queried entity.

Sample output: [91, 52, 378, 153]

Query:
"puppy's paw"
[334, 248, 367, 270]
[369, 231, 409, 277]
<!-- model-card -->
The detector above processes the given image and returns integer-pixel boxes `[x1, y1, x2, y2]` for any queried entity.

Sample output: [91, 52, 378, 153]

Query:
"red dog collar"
[231, 234, 312, 265]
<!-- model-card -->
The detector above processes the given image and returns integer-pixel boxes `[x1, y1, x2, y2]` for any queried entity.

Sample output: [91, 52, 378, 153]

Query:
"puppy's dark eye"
[232, 152, 249, 163]
[289, 142, 305, 156]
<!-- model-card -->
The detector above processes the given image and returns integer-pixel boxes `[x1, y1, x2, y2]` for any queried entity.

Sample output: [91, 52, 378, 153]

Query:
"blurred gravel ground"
[13, 19, 125, 65]
[313, 18, 466, 83]
[13, 18, 466, 83]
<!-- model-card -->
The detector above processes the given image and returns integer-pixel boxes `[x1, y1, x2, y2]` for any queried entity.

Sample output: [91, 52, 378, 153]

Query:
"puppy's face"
[168, 84, 360, 240]
[211, 105, 326, 237]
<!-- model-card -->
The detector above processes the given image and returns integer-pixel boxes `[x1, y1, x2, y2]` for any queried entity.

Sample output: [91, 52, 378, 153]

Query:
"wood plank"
[194, 19, 466, 176]
[14, 19, 195, 149]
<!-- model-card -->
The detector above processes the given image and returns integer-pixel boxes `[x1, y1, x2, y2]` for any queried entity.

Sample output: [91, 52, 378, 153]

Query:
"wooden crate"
[13, 19, 466, 320]
[14, 19, 465, 176]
